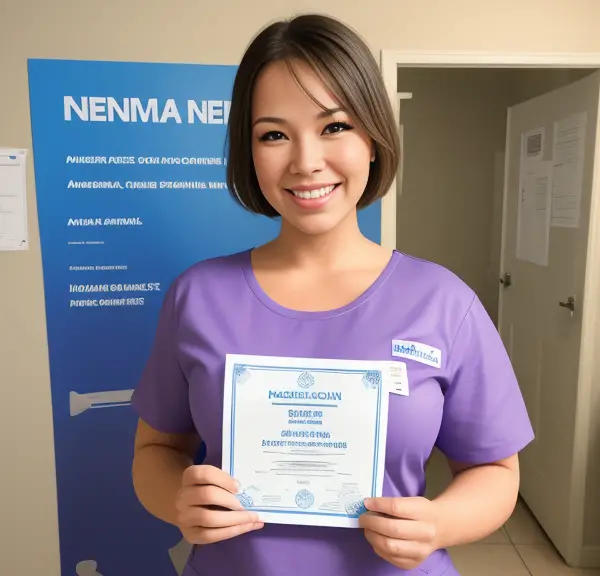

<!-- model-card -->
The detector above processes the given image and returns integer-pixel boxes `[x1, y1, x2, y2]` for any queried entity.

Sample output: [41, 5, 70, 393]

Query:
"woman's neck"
[261, 212, 386, 272]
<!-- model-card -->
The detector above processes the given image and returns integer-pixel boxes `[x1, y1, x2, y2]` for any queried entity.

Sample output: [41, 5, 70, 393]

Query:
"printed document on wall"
[0, 149, 28, 251]
[517, 160, 552, 267]
[551, 112, 587, 228]
[522, 127, 545, 171]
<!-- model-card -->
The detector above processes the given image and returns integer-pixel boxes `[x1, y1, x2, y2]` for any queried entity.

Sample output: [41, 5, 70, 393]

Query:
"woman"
[131, 13, 534, 576]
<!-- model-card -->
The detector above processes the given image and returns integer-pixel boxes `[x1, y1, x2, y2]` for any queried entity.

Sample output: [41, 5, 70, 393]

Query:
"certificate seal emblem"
[236, 491, 254, 508]
[362, 370, 381, 390]
[295, 489, 315, 509]
[345, 498, 367, 518]
[233, 364, 250, 385]
[297, 371, 315, 389]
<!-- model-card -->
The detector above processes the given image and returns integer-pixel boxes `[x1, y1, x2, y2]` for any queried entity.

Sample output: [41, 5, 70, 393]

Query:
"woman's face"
[251, 60, 374, 236]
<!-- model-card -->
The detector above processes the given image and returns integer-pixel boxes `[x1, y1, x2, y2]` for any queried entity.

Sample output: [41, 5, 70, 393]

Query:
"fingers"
[184, 522, 264, 545]
[177, 484, 244, 512]
[364, 528, 417, 557]
[179, 506, 260, 529]
[364, 497, 432, 521]
[176, 465, 265, 545]
[359, 513, 436, 543]
[364, 529, 424, 568]
[182, 465, 240, 494]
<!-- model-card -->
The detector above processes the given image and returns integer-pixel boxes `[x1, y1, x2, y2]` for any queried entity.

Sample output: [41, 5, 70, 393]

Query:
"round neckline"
[241, 248, 402, 320]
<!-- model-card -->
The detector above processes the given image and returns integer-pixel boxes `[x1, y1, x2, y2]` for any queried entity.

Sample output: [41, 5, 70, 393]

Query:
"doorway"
[381, 55, 600, 570]
[396, 67, 594, 323]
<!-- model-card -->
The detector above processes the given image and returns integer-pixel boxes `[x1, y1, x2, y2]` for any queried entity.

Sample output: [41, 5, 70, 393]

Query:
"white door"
[499, 71, 600, 565]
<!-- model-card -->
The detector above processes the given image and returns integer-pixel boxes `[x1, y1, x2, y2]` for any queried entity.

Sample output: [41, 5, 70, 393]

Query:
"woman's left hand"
[359, 496, 440, 571]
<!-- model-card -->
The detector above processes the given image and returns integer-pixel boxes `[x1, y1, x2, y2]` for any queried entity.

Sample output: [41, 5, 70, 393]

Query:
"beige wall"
[396, 68, 595, 324]
[396, 67, 511, 319]
[2, 1, 600, 574]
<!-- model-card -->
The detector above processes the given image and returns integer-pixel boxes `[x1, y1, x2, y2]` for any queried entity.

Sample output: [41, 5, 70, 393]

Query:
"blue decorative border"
[229, 364, 382, 519]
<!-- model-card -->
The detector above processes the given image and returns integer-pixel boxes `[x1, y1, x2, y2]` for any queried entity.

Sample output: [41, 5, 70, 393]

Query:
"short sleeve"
[435, 294, 535, 463]
[131, 282, 195, 434]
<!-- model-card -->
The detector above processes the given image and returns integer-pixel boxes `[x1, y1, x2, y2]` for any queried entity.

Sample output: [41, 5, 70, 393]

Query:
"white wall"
[2, 1, 600, 574]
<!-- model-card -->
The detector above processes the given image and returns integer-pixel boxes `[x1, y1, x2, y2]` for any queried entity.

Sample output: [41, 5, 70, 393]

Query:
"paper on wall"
[0, 148, 28, 251]
[522, 127, 545, 170]
[551, 112, 587, 228]
[516, 160, 553, 267]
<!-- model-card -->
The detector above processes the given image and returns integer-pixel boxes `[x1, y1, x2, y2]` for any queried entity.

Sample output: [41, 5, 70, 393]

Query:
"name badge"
[388, 362, 409, 396]
[391, 339, 442, 369]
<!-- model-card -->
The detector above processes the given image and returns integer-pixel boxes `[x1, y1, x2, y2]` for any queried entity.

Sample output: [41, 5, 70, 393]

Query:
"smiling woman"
[226, 13, 399, 221]
[131, 12, 534, 576]
[249, 59, 376, 235]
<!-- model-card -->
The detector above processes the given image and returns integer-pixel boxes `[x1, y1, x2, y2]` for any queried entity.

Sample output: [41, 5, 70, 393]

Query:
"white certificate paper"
[222, 354, 390, 528]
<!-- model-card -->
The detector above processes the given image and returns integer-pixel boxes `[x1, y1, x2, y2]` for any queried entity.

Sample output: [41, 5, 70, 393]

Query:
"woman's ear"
[371, 144, 376, 163]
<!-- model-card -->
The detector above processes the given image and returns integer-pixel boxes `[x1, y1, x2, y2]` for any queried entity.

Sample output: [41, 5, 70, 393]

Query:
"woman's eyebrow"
[252, 107, 345, 128]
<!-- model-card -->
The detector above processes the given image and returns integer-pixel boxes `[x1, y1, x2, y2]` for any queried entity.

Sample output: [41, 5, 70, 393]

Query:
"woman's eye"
[259, 131, 286, 142]
[323, 122, 353, 135]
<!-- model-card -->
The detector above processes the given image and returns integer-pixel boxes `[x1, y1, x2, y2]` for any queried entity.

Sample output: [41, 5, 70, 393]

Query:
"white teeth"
[290, 185, 336, 199]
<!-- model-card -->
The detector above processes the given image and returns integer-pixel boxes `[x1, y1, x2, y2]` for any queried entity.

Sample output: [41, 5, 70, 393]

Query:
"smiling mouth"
[285, 184, 340, 200]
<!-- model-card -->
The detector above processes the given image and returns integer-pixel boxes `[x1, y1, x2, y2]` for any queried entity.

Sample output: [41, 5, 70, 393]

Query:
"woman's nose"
[289, 138, 326, 175]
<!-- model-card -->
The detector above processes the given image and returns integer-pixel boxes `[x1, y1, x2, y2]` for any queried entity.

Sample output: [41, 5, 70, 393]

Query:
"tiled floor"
[424, 450, 600, 575]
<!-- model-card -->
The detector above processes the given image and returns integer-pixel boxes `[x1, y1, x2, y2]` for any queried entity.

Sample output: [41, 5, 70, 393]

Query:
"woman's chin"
[282, 212, 354, 237]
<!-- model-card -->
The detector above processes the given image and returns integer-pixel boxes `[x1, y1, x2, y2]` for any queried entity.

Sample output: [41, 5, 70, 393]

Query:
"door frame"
[380, 50, 600, 567]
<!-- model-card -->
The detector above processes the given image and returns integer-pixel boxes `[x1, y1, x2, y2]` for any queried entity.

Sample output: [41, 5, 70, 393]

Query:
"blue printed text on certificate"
[221, 355, 390, 528]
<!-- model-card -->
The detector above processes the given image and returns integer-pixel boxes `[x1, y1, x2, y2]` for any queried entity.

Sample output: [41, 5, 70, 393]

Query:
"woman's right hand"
[175, 465, 264, 544]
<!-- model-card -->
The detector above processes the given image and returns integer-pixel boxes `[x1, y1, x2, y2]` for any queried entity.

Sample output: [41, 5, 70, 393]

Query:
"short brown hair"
[226, 13, 400, 217]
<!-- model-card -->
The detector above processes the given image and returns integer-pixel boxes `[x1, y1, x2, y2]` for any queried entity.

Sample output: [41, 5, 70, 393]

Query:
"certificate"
[222, 354, 390, 528]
